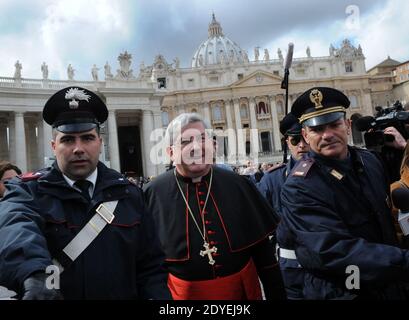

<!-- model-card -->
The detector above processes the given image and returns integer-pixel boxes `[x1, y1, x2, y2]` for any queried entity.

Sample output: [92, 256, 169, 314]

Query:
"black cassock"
[143, 166, 285, 299]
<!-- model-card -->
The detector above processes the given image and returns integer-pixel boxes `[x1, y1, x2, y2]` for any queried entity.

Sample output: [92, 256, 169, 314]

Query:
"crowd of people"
[1, 85, 409, 300]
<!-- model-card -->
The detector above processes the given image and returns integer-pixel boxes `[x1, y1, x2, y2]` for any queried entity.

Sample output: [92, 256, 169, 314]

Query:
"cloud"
[0, 0, 407, 80]
[356, 0, 409, 68]
[0, 0, 131, 80]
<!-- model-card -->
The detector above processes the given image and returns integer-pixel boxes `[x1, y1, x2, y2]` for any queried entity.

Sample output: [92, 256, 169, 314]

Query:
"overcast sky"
[0, 0, 407, 80]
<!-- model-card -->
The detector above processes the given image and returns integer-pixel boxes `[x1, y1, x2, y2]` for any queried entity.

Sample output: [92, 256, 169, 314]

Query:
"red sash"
[168, 259, 262, 300]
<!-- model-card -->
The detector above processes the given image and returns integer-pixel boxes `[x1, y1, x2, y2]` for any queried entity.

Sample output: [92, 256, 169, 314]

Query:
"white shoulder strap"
[53, 201, 118, 273]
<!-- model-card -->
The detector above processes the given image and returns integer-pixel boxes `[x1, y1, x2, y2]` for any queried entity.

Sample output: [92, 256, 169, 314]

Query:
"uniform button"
[210, 241, 217, 245]
[125, 189, 129, 194]
[205, 220, 212, 225]
[199, 201, 205, 205]
[214, 264, 222, 268]
[198, 191, 205, 196]
[207, 230, 215, 235]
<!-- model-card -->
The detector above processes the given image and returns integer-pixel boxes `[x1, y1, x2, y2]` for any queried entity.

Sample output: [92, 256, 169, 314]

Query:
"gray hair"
[165, 113, 211, 146]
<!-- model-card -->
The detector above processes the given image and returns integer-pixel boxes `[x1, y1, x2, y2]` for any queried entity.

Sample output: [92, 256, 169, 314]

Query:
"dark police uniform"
[280, 87, 409, 299]
[258, 113, 306, 299]
[0, 86, 171, 299]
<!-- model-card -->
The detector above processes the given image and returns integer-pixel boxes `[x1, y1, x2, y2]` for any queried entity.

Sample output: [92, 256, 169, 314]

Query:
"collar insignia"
[330, 169, 344, 180]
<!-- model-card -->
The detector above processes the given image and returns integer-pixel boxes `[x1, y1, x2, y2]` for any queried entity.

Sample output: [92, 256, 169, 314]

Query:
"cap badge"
[309, 89, 323, 109]
[65, 88, 91, 109]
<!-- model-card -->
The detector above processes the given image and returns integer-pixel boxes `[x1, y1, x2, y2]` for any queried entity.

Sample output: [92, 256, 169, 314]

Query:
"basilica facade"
[0, 14, 373, 177]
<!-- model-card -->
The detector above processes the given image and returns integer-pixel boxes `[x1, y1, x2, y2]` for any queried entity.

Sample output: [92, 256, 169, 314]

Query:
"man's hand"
[22, 273, 63, 300]
[384, 126, 407, 150]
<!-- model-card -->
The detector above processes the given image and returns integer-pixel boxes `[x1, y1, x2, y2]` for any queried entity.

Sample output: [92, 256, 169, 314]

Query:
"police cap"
[279, 113, 302, 136]
[291, 87, 350, 127]
[43, 86, 108, 133]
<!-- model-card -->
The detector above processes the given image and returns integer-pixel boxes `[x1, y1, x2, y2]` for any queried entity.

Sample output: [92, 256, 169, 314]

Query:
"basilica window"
[260, 132, 272, 153]
[245, 141, 250, 155]
[349, 95, 358, 108]
[276, 101, 284, 114]
[257, 101, 269, 115]
[212, 104, 223, 122]
[188, 78, 195, 87]
[296, 68, 306, 76]
[351, 113, 364, 145]
[161, 110, 169, 126]
[319, 67, 327, 75]
[345, 62, 353, 73]
[240, 104, 249, 119]
[158, 77, 166, 89]
[209, 76, 219, 84]
[273, 70, 279, 76]
[237, 73, 244, 80]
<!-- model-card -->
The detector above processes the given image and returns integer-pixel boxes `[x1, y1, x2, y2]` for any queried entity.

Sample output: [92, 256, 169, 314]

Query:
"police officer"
[0, 86, 171, 300]
[257, 113, 309, 299]
[280, 87, 409, 299]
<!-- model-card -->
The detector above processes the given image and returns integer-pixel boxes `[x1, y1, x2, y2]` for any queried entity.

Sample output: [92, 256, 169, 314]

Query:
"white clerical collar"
[63, 168, 98, 197]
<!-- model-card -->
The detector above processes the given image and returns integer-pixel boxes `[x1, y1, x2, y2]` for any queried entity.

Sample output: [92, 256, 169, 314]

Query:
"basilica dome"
[191, 14, 247, 68]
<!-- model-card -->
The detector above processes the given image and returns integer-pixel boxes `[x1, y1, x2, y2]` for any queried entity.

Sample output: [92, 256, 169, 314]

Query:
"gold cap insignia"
[309, 89, 323, 109]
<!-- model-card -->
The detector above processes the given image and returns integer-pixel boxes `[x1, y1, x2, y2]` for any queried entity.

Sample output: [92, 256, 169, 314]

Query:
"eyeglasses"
[288, 135, 305, 146]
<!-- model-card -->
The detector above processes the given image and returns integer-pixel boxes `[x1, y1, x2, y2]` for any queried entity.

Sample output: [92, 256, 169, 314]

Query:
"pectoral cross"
[200, 242, 217, 265]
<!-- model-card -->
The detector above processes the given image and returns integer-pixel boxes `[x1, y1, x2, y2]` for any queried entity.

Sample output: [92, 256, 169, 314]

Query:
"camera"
[355, 100, 409, 149]
[354, 100, 409, 182]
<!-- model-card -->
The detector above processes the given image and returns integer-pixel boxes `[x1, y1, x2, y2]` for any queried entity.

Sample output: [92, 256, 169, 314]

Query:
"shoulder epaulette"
[266, 162, 286, 173]
[290, 158, 315, 178]
[19, 171, 44, 182]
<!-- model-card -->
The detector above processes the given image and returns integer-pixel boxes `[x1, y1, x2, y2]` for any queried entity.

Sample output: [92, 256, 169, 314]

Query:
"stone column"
[25, 119, 38, 171]
[233, 98, 244, 163]
[0, 119, 9, 161]
[142, 110, 156, 177]
[8, 117, 16, 163]
[248, 97, 258, 129]
[225, 100, 236, 164]
[248, 97, 259, 163]
[202, 102, 211, 125]
[152, 111, 166, 175]
[14, 112, 27, 173]
[269, 95, 282, 151]
[362, 89, 373, 116]
[42, 120, 53, 166]
[107, 110, 120, 172]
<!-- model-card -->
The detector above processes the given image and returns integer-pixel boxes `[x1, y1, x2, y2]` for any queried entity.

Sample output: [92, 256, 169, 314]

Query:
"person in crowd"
[0, 86, 171, 300]
[0, 161, 21, 199]
[280, 87, 409, 299]
[258, 113, 310, 299]
[144, 113, 285, 300]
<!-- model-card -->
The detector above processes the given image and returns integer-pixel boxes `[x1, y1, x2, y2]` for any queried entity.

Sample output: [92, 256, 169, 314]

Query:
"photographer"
[384, 126, 407, 150]
[356, 101, 409, 183]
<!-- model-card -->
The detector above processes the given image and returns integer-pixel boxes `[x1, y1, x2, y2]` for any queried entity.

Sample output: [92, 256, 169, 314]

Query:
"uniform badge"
[330, 169, 344, 180]
[65, 88, 91, 109]
[291, 159, 314, 177]
[309, 89, 323, 109]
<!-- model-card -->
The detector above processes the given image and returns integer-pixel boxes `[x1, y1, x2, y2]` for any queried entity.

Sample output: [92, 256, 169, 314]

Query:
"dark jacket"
[0, 162, 171, 300]
[258, 157, 306, 299]
[281, 147, 409, 299]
